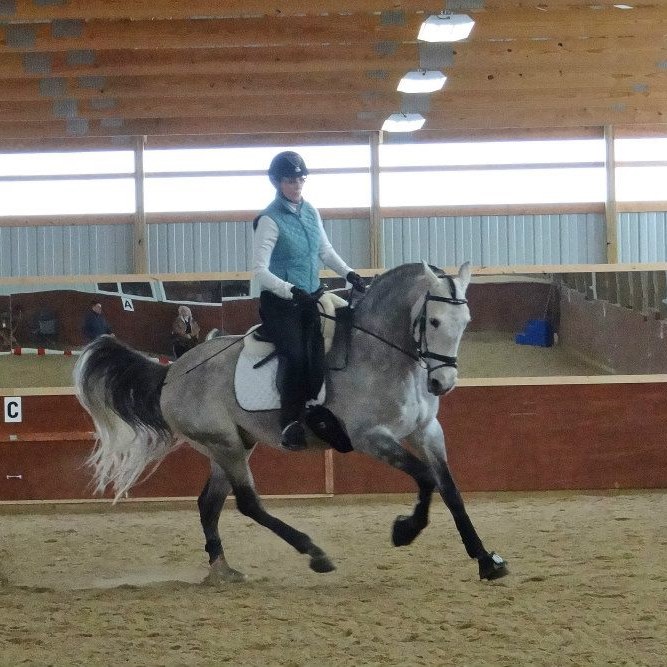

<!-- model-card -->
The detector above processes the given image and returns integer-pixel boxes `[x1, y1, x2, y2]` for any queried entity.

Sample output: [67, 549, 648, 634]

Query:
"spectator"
[171, 305, 200, 358]
[82, 301, 112, 343]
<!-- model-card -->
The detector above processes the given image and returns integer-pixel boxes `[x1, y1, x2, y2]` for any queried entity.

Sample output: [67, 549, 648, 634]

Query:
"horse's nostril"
[429, 378, 442, 394]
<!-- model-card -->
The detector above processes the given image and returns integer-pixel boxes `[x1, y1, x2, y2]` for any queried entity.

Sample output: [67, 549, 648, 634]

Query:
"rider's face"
[279, 176, 306, 203]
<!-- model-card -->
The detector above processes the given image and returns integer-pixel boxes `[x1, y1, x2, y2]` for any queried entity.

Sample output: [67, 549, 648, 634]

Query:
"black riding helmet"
[268, 151, 309, 188]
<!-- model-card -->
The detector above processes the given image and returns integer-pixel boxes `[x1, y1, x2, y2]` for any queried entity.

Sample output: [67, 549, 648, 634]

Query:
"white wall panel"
[381, 213, 606, 268]
[0, 224, 133, 277]
[322, 218, 371, 270]
[148, 218, 371, 274]
[148, 220, 253, 273]
[618, 212, 667, 262]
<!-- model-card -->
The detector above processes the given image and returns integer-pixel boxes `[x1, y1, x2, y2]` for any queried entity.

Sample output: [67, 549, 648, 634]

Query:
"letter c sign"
[4, 397, 22, 423]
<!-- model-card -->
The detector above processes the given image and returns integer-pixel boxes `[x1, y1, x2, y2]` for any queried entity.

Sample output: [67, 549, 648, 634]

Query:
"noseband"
[412, 275, 468, 376]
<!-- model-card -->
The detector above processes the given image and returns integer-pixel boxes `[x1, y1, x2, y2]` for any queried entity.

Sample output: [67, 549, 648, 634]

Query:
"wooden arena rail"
[1, 376, 666, 502]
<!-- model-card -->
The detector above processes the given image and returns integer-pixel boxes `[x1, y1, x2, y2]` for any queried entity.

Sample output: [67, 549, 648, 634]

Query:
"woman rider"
[252, 151, 365, 450]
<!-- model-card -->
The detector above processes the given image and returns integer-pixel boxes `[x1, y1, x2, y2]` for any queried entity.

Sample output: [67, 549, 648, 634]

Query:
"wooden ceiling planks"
[0, 1, 666, 142]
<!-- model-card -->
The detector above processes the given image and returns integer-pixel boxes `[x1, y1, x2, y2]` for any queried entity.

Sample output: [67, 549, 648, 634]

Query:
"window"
[163, 280, 222, 304]
[379, 139, 606, 206]
[0, 150, 134, 216]
[120, 282, 153, 298]
[144, 145, 370, 211]
[97, 282, 156, 300]
[615, 138, 667, 202]
[0, 179, 135, 215]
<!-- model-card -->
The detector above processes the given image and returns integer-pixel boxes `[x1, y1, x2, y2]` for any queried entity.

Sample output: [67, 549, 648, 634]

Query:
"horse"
[74, 261, 508, 583]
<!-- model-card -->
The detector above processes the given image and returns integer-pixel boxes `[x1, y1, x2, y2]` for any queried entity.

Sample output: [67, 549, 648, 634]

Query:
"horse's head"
[412, 261, 472, 396]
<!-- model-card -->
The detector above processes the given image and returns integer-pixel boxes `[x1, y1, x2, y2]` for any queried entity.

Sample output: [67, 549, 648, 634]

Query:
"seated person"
[171, 305, 200, 358]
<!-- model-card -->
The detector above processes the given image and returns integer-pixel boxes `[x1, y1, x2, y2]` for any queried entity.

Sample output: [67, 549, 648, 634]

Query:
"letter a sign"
[122, 297, 134, 312]
[4, 396, 22, 422]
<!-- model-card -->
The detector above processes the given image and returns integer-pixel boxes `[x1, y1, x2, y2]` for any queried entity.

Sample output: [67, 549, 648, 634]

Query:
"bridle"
[411, 275, 468, 376]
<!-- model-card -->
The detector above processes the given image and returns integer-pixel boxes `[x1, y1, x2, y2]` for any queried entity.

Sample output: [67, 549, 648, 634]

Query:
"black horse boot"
[281, 420, 307, 451]
[304, 405, 353, 453]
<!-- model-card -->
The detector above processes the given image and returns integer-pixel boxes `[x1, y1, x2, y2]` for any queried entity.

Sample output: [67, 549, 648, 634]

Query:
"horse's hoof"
[207, 559, 248, 584]
[392, 515, 420, 547]
[310, 554, 336, 573]
[479, 552, 509, 580]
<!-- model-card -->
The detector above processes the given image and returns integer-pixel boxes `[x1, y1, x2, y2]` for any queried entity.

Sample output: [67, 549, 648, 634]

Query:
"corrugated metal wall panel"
[148, 221, 254, 273]
[381, 213, 606, 268]
[148, 218, 371, 274]
[619, 211, 667, 262]
[0, 224, 133, 277]
[0, 212, 612, 278]
[322, 218, 371, 269]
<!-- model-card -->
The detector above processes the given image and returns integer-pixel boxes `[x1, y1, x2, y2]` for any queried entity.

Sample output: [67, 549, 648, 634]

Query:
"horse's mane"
[351, 263, 429, 342]
[364, 262, 424, 297]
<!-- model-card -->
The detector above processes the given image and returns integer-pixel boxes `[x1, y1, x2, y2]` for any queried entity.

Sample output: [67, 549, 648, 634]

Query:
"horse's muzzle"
[428, 377, 455, 396]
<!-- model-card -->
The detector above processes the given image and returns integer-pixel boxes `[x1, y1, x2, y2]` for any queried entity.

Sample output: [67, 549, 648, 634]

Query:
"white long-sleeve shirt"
[252, 202, 352, 300]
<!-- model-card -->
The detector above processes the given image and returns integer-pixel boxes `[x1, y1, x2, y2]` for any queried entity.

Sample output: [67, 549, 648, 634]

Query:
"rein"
[319, 310, 420, 363]
[323, 275, 468, 374]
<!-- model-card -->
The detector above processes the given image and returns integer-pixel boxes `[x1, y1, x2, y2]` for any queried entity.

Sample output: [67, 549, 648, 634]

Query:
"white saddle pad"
[234, 346, 283, 411]
[233, 291, 346, 412]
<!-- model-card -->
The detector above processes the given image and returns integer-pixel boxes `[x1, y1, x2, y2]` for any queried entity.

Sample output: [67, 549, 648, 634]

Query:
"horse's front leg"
[415, 419, 509, 580]
[355, 426, 436, 546]
[198, 461, 247, 583]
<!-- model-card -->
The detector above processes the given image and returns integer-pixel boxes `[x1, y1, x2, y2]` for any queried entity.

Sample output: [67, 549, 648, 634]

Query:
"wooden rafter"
[0, 2, 665, 140]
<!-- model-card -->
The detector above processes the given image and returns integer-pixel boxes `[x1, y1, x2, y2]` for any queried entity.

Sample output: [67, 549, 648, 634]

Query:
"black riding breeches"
[259, 290, 324, 427]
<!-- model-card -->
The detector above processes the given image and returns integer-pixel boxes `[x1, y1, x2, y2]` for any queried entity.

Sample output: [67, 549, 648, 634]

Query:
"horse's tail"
[74, 335, 175, 500]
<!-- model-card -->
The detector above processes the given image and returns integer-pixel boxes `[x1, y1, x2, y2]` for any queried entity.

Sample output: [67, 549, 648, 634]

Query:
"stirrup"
[281, 421, 307, 451]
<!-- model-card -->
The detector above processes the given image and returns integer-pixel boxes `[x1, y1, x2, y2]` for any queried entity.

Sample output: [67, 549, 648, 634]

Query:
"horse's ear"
[422, 260, 442, 289]
[457, 261, 472, 292]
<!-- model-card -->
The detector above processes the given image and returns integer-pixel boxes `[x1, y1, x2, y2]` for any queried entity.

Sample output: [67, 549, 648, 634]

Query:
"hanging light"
[418, 12, 475, 42]
[381, 113, 426, 133]
[397, 69, 447, 94]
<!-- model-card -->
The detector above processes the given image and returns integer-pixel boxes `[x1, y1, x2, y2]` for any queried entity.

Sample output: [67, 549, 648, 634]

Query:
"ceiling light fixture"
[418, 12, 475, 43]
[397, 69, 447, 93]
[381, 113, 426, 133]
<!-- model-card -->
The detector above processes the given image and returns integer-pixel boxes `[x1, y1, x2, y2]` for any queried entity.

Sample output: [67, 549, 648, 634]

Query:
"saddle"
[233, 291, 353, 453]
[242, 290, 347, 363]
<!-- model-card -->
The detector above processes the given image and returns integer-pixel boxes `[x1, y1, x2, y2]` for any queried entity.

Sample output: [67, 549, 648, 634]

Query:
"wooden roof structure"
[1, 1, 667, 145]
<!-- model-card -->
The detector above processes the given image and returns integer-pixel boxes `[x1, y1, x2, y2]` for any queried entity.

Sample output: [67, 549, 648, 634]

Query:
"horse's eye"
[429, 318, 440, 328]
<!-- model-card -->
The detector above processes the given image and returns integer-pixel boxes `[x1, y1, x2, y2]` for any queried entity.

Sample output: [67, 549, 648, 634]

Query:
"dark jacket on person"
[83, 311, 112, 342]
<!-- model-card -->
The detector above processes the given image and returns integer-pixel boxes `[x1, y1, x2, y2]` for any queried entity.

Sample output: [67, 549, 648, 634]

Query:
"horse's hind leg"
[212, 447, 335, 574]
[198, 462, 246, 583]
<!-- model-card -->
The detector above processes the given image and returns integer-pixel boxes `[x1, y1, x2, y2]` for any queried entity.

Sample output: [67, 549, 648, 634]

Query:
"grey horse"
[74, 261, 508, 582]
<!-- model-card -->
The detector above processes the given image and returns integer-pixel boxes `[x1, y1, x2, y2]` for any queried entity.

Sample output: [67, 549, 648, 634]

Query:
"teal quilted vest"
[261, 196, 321, 293]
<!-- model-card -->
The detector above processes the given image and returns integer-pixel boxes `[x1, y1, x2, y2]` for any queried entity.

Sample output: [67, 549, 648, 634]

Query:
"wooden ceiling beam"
[3, 1, 445, 21]
[0, 105, 664, 139]
[0, 93, 396, 122]
[1, 0, 661, 22]
[0, 71, 411, 102]
[2, 72, 667, 103]
[0, 38, 663, 79]
[0, 44, 419, 79]
[3, 10, 667, 55]
[0, 126, 607, 153]
[3, 67, 667, 103]
[2, 91, 667, 126]
[0, 16, 424, 53]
